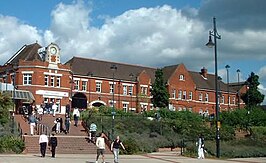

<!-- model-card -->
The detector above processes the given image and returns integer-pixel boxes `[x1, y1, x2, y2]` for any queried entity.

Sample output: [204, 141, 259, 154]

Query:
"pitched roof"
[162, 64, 179, 82]
[5, 43, 42, 65]
[65, 57, 156, 81]
[189, 71, 236, 93]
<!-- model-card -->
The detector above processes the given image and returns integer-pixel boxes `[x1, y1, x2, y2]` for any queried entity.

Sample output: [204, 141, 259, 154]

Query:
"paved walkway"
[0, 152, 265, 163]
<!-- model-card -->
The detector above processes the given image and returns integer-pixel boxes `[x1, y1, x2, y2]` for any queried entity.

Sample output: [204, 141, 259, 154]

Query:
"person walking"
[197, 134, 205, 159]
[28, 114, 37, 136]
[95, 133, 106, 163]
[65, 114, 71, 134]
[89, 122, 97, 143]
[49, 133, 58, 158]
[39, 133, 48, 157]
[55, 116, 63, 134]
[73, 107, 80, 127]
[52, 102, 57, 117]
[111, 135, 126, 163]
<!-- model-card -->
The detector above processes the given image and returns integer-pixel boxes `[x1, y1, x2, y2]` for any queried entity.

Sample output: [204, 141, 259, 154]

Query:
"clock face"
[50, 47, 57, 55]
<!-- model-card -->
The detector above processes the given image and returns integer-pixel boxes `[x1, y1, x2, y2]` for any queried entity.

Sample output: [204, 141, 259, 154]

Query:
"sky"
[0, 0, 266, 104]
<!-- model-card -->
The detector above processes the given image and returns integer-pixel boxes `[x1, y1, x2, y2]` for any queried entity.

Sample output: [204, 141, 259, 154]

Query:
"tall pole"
[110, 64, 117, 140]
[237, 69, 240, 108]
[129, 73, 134, 111]
[206, 17, 221, 158]
[225, 65, 230, 109]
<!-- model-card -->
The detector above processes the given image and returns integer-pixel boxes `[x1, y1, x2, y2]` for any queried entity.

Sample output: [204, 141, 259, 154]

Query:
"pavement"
[0, 152, 265, 163]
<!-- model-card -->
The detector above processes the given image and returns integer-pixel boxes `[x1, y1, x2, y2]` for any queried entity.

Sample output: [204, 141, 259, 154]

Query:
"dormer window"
[179, 74, 185, 81]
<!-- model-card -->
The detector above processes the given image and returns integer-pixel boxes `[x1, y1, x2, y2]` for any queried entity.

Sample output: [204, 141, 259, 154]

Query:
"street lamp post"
[206, 17, 221, 158]
[87, 72, 93, 106]
[237, 69, 241, 108]
[225, 65, 230, 109]
[110, 64, 117, 140]
[129, 73, 134, 110]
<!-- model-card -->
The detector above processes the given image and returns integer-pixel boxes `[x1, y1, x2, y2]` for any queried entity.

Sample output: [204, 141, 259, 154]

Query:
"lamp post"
[87, 72, 93, 106]
[237, 69, 240, 108]
[110, 64, 117, 140]
[129, 73, 134, 110]
[225, 65, 230, 109]
[206, 17, 221, 158]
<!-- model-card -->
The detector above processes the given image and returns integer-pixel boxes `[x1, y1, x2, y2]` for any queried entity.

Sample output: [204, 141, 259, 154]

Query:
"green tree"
[241, 72, 265, 107]
[151, 69, 169, 108]
[0, 92, 12, 125]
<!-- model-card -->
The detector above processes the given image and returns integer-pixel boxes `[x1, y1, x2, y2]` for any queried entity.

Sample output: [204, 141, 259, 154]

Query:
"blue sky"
[0, 0, 266, 103]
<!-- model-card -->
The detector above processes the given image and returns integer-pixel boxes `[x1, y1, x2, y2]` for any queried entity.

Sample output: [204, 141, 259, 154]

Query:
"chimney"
[201, 67, 207, 78]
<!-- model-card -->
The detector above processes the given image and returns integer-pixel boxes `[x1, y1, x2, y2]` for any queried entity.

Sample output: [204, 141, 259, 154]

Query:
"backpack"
[50, 137, 57, 146]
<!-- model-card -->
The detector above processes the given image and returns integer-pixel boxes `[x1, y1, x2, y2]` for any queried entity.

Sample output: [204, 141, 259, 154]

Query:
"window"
[141, 87, 148, 95]
[221, 96, 225, 104]
[56, 77, 61, 87]
[172, 89, 176, 99]
[179, 74, 185, 81]
[123, 85, 127, 95]
[45, 75, 49, 86]
[110, 84, 114, 94]
[199, 93, 203, 101]
[96, 82, 101, 93]
[233, 97, 236, 105]
[183, 91, 186, 99]
[178, 90, 182, 100]
[189, 91, 193, 100]
[123, 103, 128, 112]
[205, 93, 209, 102]
[229, 96, 231, 105]
[74, 80, 79, 90]
[82, 81, 87, 91]
[129, 86, 133, 95]
[23, 74, 32, 85]
[50, 76, 55, 87]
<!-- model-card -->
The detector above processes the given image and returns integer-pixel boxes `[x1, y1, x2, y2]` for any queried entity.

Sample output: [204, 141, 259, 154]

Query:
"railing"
[36, 123, 50, 136]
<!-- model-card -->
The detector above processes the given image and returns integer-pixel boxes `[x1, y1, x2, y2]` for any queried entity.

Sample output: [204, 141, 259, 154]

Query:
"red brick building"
[0, 43, 247, 115]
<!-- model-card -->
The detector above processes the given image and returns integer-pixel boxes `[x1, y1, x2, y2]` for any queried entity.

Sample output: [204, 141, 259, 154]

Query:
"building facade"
[0, 43, 247, 115]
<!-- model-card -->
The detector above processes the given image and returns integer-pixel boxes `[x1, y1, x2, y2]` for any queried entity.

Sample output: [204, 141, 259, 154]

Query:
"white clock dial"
[50, 47, 57, 55]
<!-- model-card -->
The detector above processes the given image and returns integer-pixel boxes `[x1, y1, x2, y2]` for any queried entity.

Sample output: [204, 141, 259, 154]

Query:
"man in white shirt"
[39, 133, 48, 157]
[52, 102, 57, 117]
[95, 133, 106, 163]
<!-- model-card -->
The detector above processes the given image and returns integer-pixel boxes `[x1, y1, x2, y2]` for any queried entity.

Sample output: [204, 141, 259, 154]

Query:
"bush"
[0, 135, 25, 153]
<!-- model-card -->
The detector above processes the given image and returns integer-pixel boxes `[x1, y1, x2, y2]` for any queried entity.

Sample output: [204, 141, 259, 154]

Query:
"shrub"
[0, 135, 25, 153]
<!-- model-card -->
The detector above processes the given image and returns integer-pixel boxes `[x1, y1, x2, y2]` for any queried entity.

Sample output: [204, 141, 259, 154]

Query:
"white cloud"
[0, 15, 43, 62]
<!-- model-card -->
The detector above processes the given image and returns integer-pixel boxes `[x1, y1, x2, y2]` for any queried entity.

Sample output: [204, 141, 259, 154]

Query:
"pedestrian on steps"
[39, 133, 48, 157]
[49, 133, 58, 158]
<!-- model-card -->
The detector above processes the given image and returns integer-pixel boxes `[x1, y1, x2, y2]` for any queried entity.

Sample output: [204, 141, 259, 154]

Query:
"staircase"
[14, 114, 110, 154]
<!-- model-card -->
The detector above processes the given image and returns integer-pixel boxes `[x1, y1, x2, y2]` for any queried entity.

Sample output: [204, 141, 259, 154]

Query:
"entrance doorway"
[72, 92, 87, 109]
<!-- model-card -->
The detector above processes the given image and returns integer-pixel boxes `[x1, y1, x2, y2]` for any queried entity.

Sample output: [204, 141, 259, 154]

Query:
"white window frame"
[221, 96, 225, 104]
[50, 76, 55, 87]
[189, 91, 193, 100]
[96, 82, 101, 93]
[23, 74, 32, 85]
[56, 76, 61, 88]
[74, 80, 79, 90]
[81, 81, 87, 91]
[129, 86, 133, 95]
[199, 93, 203, 101]
[45, 75, 49, 86]
[172, 89, 176, 99]
[123, 103, 128, 112]
[205, 93, 209, 102]
[183, 91, 186, 100]
[179, 74, 185, 81]
[110, 83, 114, 94]
[178, 90, 182, 100]
[123, 85, 127, 95]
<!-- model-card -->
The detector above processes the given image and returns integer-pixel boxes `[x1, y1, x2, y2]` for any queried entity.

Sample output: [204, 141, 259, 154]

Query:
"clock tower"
[46, 43, 60, 64]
